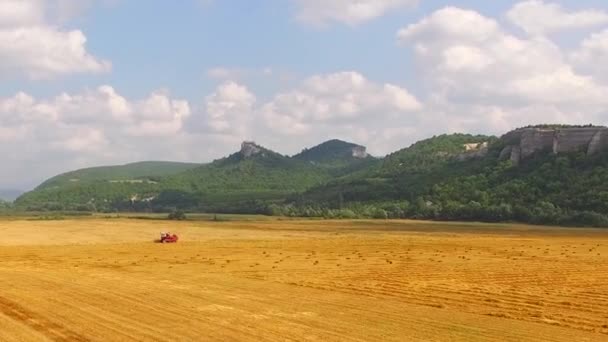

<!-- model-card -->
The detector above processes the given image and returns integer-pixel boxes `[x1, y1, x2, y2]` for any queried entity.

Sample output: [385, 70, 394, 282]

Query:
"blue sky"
[1, 0, 608, 189]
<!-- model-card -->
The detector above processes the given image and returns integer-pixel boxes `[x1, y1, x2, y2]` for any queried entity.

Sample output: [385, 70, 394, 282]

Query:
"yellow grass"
[0, 218, 607, 341]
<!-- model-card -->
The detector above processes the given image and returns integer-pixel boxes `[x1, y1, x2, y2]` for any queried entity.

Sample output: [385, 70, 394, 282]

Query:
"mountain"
[16, 128, 608, 227]
[297, 133, 495, 205]
[292, 139, 379, 176]
[151, 142, 334, 212]
[162, 141, 332, 194]
[287, 126, 608, 227]
[36, 161, 201, 190]
[16, 141, 365, 212]
[0, 189, 23, 202]
[16, 161, 201, 211]
[294, 139, 370, 164]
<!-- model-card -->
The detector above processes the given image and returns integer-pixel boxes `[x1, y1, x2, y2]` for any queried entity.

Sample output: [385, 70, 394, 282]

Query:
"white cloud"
[261, 71, 421, 135]
[0, 72, 420, 187]
[127, 92, 191, 137]
[0, 0, 110, 79]
[0, 0, 44, 27]
[399, 6, 608, 104]
[399, 6, 500, 43]
[52, 127, 108, 152]
[0, 86, 191, 148]
[0, 86, 193, 187]
[255, 71, 423, 154]
[507, 0, 608, 35]
[7, 2, 608, 189]
[191, 72, 419, 151]
[571, 29, 608, 82]
[202, 81, 256, 136]
[398, 6, 608, 134]
[0, 27, 110, 79]
[295, 0, 418, 27]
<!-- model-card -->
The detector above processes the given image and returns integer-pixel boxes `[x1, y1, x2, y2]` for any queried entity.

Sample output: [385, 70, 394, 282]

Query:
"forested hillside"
[16, 141, 354, 213]
[37, 161, 200, 189]
[15, 128, 608, 227]
[279, 129, 608, 227]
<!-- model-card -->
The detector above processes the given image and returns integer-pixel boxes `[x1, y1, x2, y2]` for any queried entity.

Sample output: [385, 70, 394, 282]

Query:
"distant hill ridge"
[16, 139, 372, 212]
[15, 127, 608, 227]
[294, 139, 369, 163]
[37, 161, 201, 190]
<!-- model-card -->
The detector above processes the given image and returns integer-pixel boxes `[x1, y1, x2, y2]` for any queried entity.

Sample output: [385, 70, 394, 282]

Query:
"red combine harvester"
[160, 232, 179, 243]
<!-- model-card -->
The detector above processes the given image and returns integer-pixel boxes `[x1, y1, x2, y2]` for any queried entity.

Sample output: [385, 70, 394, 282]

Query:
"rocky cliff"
[351, 146, 369, 159]
[240, 141, 262, 158]
[499, 127, 608, 165]
[456, 142, 489, 161]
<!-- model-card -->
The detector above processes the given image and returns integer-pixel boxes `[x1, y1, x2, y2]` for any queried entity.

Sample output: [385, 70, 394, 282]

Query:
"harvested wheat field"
[0, 217, 607, 341]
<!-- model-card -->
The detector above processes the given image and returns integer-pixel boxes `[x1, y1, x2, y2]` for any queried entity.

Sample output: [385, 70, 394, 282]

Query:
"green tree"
[168, 210, 187, 220]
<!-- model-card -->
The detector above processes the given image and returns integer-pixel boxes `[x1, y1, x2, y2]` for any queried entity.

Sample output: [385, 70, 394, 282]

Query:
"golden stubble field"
[0, 217, 607, 341]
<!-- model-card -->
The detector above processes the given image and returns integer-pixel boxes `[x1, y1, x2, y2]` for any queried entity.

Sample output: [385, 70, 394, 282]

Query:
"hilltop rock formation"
[351, 145, 368, 159]
[293, 139, 371, 165]
[500, 127, 608, 165]
[240, 141, 262, 158]
[457, 142, 489, 161]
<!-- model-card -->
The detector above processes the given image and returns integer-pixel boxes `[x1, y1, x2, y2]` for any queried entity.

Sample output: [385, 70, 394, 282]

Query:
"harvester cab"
[160, 231, 179, 243]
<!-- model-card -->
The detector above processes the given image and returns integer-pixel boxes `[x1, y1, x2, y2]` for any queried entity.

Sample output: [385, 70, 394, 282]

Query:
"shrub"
[168, 210, 187, 220]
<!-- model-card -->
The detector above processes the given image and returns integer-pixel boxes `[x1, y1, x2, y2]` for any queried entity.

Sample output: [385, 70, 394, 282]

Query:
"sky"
[2, 0, 608, 190]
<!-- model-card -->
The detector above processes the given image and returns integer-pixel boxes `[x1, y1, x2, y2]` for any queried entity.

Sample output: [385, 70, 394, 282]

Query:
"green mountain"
[16, 128, 608, 227]
[148, 142, 334, 212]
[292, 139, 380, 178]
[297, 133, 495, 205]
[164, 142, 331, 192]
[16, 141, 364, 212]
[16, 161, 200, 211]
[294, 139, 369, 164]
[37, 161, 201, 190]
[286, 127, 608, 227]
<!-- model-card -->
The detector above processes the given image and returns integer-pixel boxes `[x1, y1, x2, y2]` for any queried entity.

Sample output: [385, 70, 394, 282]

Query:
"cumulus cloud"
[261, 71, 421, 135]
[0, 0, 110, 79]
[295, 0, 418, 27]
[398, 6, 608, 135]
[0, 0, 44, 27]
[10, 86, 191, 135]
[571, 29, 608, 82]
[202, 81, 256, 137]
[7, 1, 608, 189]
[252, 71, 423, 154]
[507, 1, 608, 35]
[190, 71, 422, 153]
[0, 86, 192, 186]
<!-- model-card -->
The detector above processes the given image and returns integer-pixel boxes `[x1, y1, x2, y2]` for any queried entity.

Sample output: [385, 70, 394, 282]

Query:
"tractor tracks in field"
[232, 244, 608, 336]
[0, 294, 90, 342]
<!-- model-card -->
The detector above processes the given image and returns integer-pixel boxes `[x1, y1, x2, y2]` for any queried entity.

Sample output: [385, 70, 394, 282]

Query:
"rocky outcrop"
[510, 146, 521, 166]
[351, 146, 368, 159]
[464, 142, 488, 151]
[457, 142, 489, 161]
[500, 127, 608, 164]
[240, 141, 262, 157]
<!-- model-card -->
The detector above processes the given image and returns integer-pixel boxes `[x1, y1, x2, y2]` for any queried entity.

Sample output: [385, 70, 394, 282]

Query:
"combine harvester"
[160, 232, 179, 243]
